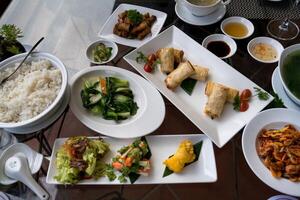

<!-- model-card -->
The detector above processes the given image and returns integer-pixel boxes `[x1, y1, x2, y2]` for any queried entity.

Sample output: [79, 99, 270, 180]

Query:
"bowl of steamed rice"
[0, 52, 67, 129]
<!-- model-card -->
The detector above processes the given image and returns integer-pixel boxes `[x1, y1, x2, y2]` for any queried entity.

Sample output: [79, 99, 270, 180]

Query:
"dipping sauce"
[207, 41, 230, 58]
[250, 43, 277, 61]
[224, 22, 248, 38]
[282, 50, 300, 99]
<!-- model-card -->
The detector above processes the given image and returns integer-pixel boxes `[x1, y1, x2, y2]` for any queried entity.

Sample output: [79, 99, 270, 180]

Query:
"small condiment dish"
[86, 39, 118, 65]
[247, 37, 284, 63]
[221, 16, 254, 40]
[202, 34, 237, 59]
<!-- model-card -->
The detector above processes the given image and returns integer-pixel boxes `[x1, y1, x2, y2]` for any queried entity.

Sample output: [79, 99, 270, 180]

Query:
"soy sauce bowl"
[202, 34, 237, 59]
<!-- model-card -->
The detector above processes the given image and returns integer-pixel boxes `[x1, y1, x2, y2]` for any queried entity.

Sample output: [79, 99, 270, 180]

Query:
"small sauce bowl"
[247, 37, 283, 63]
[86, 39, 118, 65]
[221, 16, 254, 40]
[202, 34, 237, 59]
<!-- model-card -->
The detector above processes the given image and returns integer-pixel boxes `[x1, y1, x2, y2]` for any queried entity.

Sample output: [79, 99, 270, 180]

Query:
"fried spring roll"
[190, 65, 209, 81]
[174, 49, 184, 65]
[116, 23, 130, 32]
[157, 48, 175, 73]
[205, 81, 239, 103]
[165, 61, 195, 89]
[204, 84, 228, 119]
[137, 27, 151, 40]
[131, 21, 148, 34]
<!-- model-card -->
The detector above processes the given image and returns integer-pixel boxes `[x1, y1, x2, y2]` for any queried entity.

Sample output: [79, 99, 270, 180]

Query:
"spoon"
[0, 37, 44, 85]
[4, 153, 49, 200]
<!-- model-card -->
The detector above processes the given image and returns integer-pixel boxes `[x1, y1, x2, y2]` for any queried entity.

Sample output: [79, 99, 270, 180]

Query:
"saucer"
[175, 2, 226, 26]
[271, 67, 300, 111]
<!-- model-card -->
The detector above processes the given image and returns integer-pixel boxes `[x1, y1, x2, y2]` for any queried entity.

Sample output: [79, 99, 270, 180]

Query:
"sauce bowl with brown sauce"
[202, 34, 237, 59]
[247, 37, 283, 63]
[221, 16, 254, 40]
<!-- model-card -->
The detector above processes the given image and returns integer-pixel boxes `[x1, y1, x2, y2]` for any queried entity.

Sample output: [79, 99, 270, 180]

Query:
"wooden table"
[3, 1, 298, 200]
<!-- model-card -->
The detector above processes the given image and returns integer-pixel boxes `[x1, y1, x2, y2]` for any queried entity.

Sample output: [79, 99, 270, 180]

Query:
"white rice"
[0, 59, 62, 122]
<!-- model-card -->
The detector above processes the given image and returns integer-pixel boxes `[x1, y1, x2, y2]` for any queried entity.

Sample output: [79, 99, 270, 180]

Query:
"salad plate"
[46, 134, 217, 184]
[69, 66, 165, 138]
[242, 108, 300, 197]
[98, 4, 167, 48]
[124, 26, 273, 148]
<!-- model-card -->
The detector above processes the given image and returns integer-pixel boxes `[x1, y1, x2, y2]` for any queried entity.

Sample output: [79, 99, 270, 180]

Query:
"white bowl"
[202, 34, 237, 59]
[86, 39, 118, 64]
[279, 44, 300, 106]
[221, 16, 254, 40]
[247, 37, 284, 63]
[180, 0, 231, 17]
[0, 52, 68, 129]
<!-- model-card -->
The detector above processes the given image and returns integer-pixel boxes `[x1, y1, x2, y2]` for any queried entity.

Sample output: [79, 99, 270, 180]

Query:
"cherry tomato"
[144, 63, 153, 73]
[147, 54, 156, 63]
[240, 89, 252, 101]
[240, 101, 249, 112]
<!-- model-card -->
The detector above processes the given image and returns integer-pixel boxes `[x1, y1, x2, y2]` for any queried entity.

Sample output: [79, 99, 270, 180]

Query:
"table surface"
[1, 0, 300, 200]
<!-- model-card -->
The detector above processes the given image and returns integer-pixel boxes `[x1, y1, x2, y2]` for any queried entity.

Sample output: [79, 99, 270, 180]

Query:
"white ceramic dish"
[5, 85, 70, 134]
[242, 108, 300, 197]
[221, 16, 254, 39]
[278, 44, 300, 106]
[0, 143, 43, 185]
[271, 67, 300, 111]
[98, 4, 167, 48]
[0, 52, 68, 129]
[175, 2, 226, 26]
[178, 0, 230, 17]
[69, 66, 165, 138]
[124, 26, 273, 148]
[202, 34, 237, 59]
[247, 37, 283, 63]
[86, 39, 118, 65]
[46, 134, 217, 184]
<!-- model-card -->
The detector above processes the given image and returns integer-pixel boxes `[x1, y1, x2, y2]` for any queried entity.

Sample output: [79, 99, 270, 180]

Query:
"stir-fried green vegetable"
[92, 43, 112, 62]
[81, 76, 138, 121]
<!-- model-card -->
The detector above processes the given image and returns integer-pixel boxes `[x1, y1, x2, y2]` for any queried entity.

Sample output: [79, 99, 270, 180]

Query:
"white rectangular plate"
[46, 134, 217, 184]
[124, 26, 273, 148]
[98, 4, 167, 48]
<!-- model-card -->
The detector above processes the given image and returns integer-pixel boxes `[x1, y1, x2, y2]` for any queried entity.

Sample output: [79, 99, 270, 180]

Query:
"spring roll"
[205, 81, 239, 103]
[204, 84, 228, 119]
[190, 65, 209, 81]
[174, 49, 184, 65]
[165, 61, 195, 89]
[157, 48, 175, 73]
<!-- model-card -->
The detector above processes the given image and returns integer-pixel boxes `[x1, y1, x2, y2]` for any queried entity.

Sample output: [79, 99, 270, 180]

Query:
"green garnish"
[270, 91, 285, 108]
[135, 51, 148, 63]
[254, 87, 270, 100]
[163, 141, 203, 178]
[180, 78, 197, 96]
[92, 43, 112, 62]
[105, 164, 117, 181]
[233, 95, 241, 111]
[127, 10, 143, 25]
[0, 24, 23, 42]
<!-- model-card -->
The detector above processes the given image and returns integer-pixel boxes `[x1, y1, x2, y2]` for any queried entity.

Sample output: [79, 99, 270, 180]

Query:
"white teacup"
[179, 0, 231, 17]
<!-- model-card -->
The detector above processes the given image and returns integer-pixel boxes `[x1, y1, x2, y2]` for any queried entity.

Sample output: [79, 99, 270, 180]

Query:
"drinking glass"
[267, 0, 300, 40]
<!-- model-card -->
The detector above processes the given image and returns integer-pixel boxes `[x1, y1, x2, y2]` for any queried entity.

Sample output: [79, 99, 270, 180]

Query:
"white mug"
[179, 0, 231, 16]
